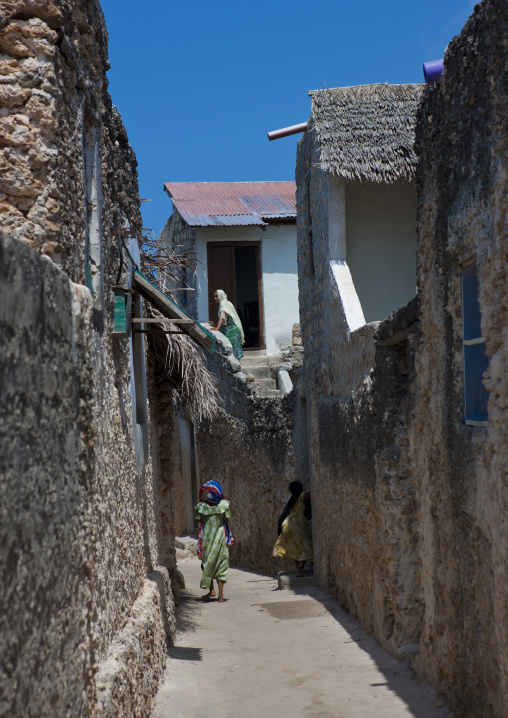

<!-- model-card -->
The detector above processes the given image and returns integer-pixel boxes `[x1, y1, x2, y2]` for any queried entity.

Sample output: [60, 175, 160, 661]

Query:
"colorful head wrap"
[199, 480, 225, 504]
[196, 480, 234, 557]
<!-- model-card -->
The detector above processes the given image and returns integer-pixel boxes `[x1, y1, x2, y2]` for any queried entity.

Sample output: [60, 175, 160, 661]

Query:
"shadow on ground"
[266, 580, 450, 717]
[174, 587, 202, 635]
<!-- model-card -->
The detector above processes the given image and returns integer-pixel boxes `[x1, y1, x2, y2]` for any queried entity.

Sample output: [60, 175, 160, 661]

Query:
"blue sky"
[100, 0, 476, 237]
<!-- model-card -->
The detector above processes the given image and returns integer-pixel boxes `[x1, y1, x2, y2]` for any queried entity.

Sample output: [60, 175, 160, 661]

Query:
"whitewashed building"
[300, 84, 424, 335]
[159, 181, 298, 355]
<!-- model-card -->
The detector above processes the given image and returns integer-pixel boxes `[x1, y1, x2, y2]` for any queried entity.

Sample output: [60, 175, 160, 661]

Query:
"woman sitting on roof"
[210, 289, 244, 360]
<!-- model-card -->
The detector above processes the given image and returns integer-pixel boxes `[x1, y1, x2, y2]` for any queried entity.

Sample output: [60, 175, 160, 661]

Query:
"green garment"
[195, 499, 230, 589]
[220, 316, 244, 359]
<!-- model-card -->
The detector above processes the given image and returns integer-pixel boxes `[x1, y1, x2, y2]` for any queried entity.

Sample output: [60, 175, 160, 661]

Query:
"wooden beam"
[131, 317, 194, 324]
[132, 270, 215, 353]
[133, 328, 186, 335]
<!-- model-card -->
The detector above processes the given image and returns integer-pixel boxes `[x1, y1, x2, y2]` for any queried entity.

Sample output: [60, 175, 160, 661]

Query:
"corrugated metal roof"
[163, 181, 296, 227]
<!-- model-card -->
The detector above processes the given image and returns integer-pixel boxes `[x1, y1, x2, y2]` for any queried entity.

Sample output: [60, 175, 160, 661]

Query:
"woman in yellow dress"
[273, 481, 313, 576]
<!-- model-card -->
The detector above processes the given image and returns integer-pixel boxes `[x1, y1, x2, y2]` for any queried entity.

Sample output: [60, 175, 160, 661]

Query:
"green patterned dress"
[195, 499, 230, 588]
[220, 316, 244, 360]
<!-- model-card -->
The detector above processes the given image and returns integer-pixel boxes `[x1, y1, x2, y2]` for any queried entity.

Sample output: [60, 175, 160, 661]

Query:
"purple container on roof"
[423, 59, 444, 84]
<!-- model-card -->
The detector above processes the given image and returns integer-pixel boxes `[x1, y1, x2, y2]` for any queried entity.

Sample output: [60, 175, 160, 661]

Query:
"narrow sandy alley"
[152, 557, 454, 718]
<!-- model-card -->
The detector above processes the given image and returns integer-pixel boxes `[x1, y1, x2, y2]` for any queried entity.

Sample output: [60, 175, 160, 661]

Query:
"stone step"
[175, 536, 198, 554]
[242, 350, 267, 358]
[252, 383, 281, 397]
[278, 569, 315, 590]
[258, 377, 277, 390]
[245, 365, 273, 380]
[241, 358, 269, 370]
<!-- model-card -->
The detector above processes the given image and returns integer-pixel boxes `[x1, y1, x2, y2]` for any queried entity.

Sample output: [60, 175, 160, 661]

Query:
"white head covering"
[216, 289, 244, 345]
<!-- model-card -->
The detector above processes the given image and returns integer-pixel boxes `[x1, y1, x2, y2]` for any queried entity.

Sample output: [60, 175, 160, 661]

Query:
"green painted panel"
[113, 288, 128, 337]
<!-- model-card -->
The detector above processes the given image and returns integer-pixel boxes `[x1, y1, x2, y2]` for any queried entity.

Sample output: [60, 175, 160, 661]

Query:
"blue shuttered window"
[461, 259, 489, 424]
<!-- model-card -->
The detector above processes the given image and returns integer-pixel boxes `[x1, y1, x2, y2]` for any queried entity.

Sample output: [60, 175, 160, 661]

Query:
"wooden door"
[207, 242, 265, 349]
[207, 244, 236, 322]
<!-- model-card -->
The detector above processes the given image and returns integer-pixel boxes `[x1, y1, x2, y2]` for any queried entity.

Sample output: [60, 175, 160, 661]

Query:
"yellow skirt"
[273, 493, 313, 562]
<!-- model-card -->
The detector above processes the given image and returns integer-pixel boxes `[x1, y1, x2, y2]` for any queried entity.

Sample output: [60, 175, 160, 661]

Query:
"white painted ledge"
[329, 260, 366, 332]
[277, 369, 293, 395]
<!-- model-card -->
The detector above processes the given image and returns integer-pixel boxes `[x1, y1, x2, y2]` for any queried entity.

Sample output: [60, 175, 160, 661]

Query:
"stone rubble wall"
[301, 289, 421, 659]
[163, 331, 300, 577]
[0, 1, 174, 715]
[295, 1, 507, 716]
[0, 234, 174, 717]
[410, 1, 508, 715]
[0, 0, 141, 280]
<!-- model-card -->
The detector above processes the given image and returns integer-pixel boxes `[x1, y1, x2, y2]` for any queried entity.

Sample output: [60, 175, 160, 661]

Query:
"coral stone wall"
[0, 235, 96, 716]
[165, 333, 299, 577]
[411, 1, 508, 715]
[0, 234, 173, 717]
[0, 1, 174, 715]
[295, 123, 422, 658]
[0, 0, 141, 279]
[295, 2, 507, 716]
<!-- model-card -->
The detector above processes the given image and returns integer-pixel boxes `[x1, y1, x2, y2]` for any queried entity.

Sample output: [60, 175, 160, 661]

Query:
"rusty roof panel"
[163, 181, 296, 227]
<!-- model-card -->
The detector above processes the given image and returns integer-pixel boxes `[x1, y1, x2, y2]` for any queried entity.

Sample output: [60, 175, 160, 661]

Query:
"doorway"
[207, 242, 264, 349]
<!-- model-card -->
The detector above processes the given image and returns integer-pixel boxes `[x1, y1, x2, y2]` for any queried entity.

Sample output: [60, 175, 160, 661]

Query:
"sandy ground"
[152, 556, 454, 718]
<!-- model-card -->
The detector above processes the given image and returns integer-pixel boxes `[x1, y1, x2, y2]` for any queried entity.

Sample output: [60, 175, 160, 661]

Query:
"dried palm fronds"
[129, 227, 220, 421]
[146, 307, 221, 423]
[139, 227, 201, 296]
[309, 83, 425, 183]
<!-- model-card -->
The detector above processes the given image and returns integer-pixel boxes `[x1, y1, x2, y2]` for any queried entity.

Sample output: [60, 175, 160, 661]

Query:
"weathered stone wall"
[410, 1, 508, 715]
[0, 0, 141, 279]
[0, 1, 175, 715]
[296, 123, 421, 655]
[161, 331, 299, 577]
[0, 234, 173, 717]
[297, 270, 421, 660]
[295, 2, 507, 716]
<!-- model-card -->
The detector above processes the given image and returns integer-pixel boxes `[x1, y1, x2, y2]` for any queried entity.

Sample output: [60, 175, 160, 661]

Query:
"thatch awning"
[309, 83, 425, 183]
[132, 270, 215, 353]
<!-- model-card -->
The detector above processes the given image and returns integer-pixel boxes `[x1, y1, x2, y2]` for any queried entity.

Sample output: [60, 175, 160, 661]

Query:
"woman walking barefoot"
[273, 481, 313, 576]
[195, 481, 234, 602]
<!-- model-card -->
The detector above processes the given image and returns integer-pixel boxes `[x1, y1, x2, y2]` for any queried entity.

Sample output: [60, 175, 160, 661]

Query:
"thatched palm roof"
[309, 83, 425, 183]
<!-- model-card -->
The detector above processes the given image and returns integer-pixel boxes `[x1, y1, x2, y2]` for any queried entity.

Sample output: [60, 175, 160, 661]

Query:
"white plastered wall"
[195, 223, 299, 355]
[345, 180, 417, 323]
[327, 175, 417, 327]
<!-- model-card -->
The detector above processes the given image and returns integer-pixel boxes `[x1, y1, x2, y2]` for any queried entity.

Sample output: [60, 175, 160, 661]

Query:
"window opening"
[462, 258, 489, 425]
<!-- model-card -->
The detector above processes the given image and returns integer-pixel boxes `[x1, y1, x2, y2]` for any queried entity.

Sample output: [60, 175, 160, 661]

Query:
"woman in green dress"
[210, 289, 245, 360]
[195, 480, 234, 602]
